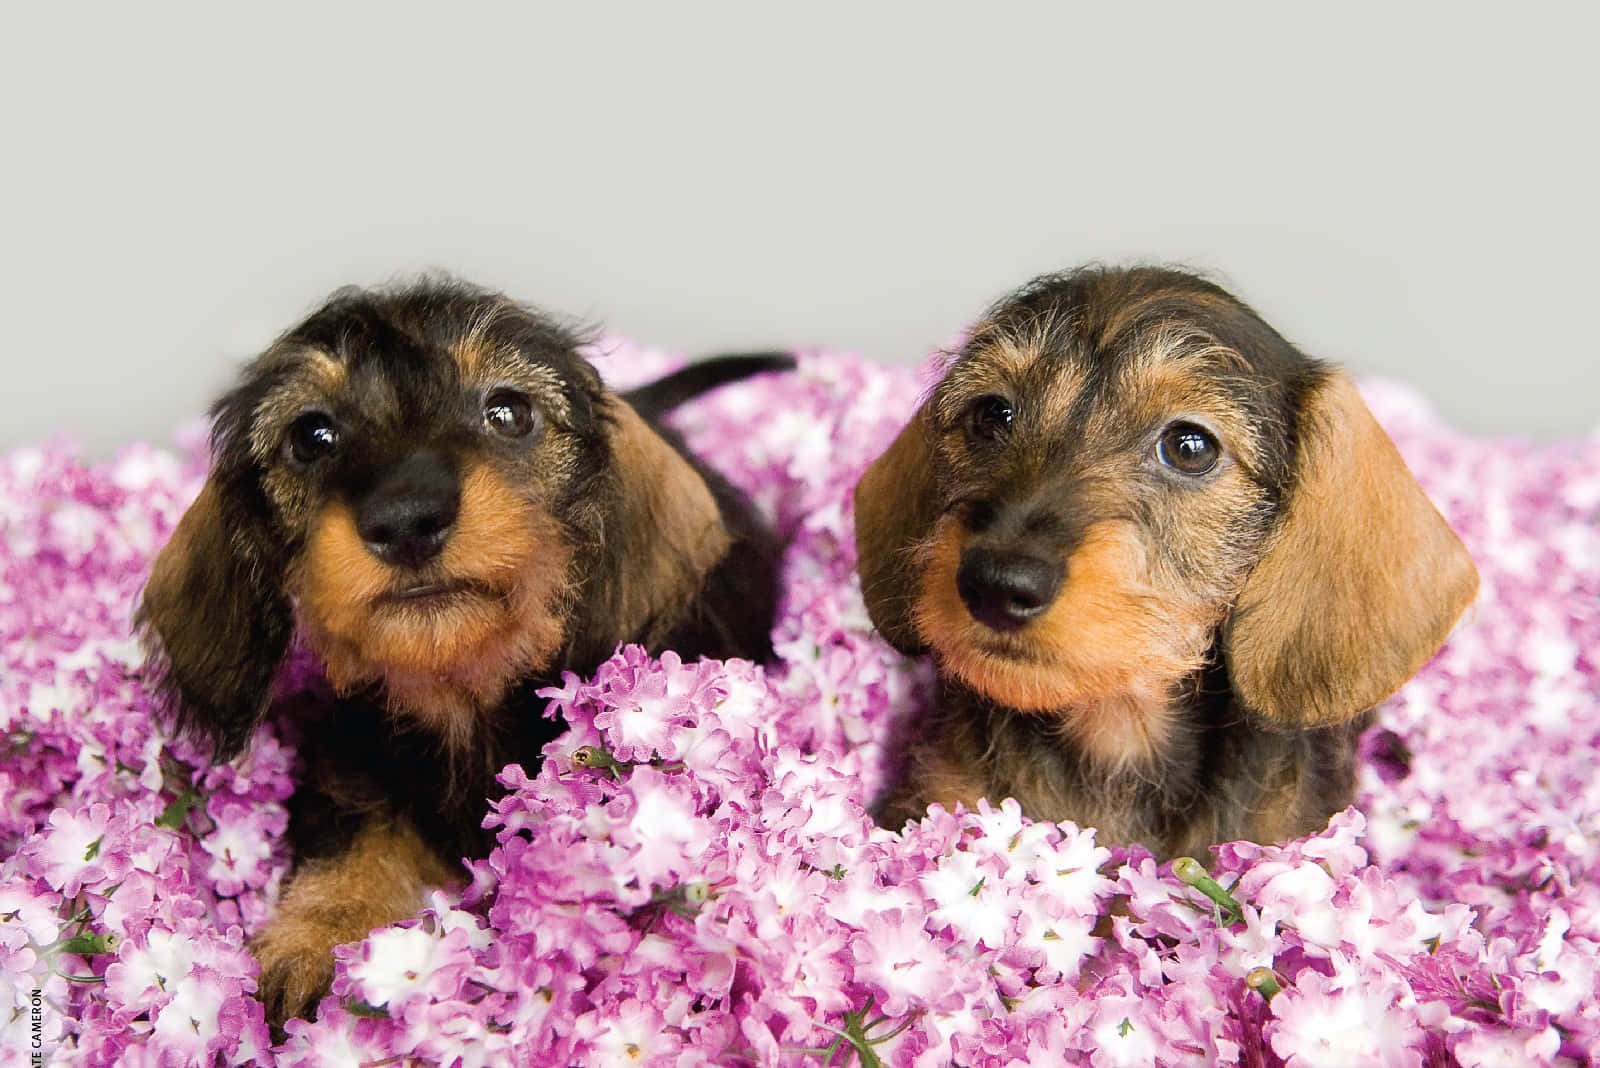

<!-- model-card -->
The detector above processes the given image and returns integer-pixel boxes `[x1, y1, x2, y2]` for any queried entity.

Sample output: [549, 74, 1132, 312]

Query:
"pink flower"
[199, 795, 285, 897]
[571, 996, 683, 1066]
[147, 965, 235, 1064]
[920, 847, 1013, 949]
[1268, 953, 1425, 1067]
[28, 802, 132, 897]
[612, 766, 716, 889]
[106, 926, 198, 1009]
[341, 917, 475, 1010]
[1, 349, 1597, 1063]
[850, 908, 972, 1017]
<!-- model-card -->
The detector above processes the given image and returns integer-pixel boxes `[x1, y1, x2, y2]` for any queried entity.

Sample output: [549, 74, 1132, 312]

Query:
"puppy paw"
[249, 914, 347, 1027]
[247, 818, 458, 1027]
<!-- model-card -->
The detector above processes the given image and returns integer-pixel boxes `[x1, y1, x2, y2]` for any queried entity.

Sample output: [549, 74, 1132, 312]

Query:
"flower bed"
[2, 344, 1596, 1066]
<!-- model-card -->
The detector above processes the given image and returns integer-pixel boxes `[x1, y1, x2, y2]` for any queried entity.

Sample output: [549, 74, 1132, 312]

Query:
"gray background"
[3, 4, 1595, 454]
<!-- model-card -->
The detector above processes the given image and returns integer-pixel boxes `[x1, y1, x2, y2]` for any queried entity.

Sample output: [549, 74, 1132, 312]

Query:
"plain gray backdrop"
[4, 4, 1595, 454]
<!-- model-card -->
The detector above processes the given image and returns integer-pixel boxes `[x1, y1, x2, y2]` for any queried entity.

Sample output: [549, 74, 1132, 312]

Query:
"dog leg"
[251, 816, 459, 1025]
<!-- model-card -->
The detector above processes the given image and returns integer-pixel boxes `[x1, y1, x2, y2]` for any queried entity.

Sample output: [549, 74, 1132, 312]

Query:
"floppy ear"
[1223, 373, 1478, 728]
[853, 408, 940, 654]
[581, 398, 733, 651]
[137, 477, 294, 760]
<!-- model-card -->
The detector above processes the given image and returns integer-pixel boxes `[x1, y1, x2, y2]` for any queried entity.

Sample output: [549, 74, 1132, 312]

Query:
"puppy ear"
[854, 409, 939, 654]
[1224, 373, 1478, 728]
[582, 398, 733, 651]
[137, 476, 294, 760]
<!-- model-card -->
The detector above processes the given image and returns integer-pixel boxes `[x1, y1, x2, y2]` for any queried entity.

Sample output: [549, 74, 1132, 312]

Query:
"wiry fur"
[136, 277, 789, 1023]
[859, 265, 1479, 859]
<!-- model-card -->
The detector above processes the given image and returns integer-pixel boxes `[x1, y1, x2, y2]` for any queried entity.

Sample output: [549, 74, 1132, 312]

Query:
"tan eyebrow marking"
[247, 349, 350, 463]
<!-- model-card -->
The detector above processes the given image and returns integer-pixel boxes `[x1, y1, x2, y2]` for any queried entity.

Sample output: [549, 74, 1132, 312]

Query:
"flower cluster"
[1, 342, 1596, 1065]
[1, 432, 289, 1065]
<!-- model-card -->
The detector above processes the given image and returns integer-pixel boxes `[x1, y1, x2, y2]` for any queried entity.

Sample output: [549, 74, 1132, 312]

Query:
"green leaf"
[156, 787, 200, 831]
[341, 998, 390, 1019]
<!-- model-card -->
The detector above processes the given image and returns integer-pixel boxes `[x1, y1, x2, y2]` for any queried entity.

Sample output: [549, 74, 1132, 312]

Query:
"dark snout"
[956, 491, 1074, 631]
[354, 450, 460, 569]
[957, 547, 1063, 631]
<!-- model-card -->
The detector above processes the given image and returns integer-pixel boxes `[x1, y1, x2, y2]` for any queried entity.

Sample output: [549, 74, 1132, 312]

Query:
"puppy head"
[856, 266, 1478, 736]
[139, 278, 723, 759]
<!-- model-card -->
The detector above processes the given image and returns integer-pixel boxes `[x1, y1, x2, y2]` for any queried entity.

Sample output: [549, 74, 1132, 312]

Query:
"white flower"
[921, 849, 1014, 950]
[348, 925, 443, 1008]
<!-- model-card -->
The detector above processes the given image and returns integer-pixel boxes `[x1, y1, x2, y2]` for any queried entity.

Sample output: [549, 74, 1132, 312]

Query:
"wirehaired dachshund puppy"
[137, 278, 788, 1023]
[858, 265, 1478, 860]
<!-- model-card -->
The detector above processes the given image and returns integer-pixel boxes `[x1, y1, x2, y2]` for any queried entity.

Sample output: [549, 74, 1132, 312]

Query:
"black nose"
[956, 548, 1063, 631]
[354, 451, 460, 569]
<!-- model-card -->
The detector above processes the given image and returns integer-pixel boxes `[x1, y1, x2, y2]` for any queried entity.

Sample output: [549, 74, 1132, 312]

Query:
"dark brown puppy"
[859, 265, 1477, 859]
[138, 278, 787, 1023]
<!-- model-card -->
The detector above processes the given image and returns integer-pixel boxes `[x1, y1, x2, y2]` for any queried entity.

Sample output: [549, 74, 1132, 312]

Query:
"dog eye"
[967, 395, 1014, 441]
[1156, 422, 1221, 475]
[483, 389, 541, 439]
[286, 413, 340, 465]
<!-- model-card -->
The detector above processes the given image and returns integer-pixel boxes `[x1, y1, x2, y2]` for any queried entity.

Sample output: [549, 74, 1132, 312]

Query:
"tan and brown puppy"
[138, 278, 788, 1023]
[858, 265, 1477, 859]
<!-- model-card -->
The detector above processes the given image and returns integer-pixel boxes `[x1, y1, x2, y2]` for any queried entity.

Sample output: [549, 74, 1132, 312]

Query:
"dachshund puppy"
[858, 266, 1478, 859]
[137, 278, 788, 1023]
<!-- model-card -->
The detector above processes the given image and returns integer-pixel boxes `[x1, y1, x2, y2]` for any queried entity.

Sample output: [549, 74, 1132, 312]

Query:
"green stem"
[55, 971, 105, 984]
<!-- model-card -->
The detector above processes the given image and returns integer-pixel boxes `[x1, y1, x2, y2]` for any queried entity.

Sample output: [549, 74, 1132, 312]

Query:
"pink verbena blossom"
[0, 349, 1595, 1065]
